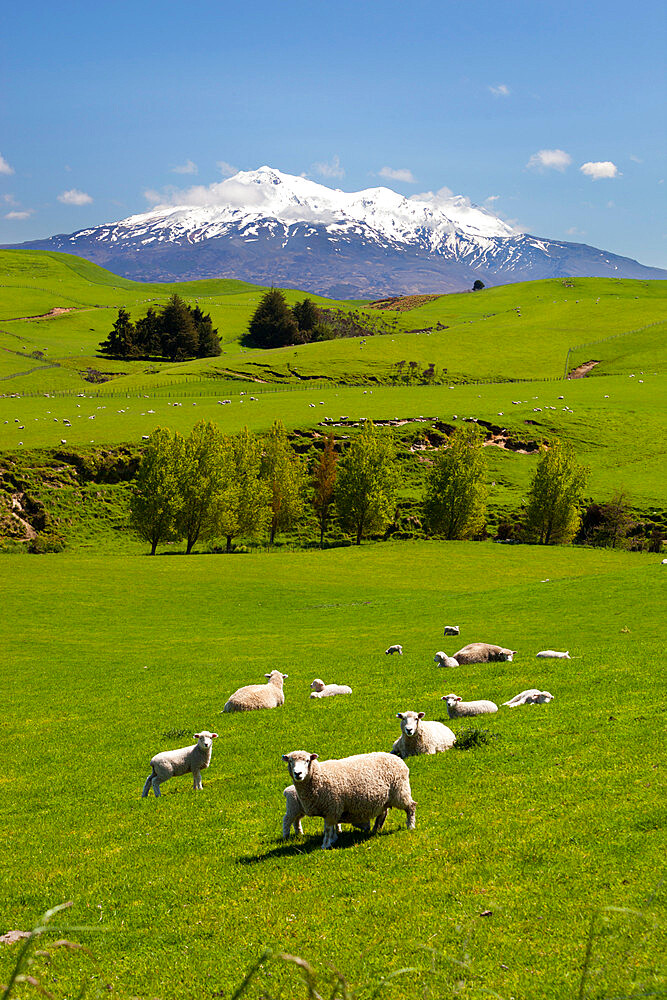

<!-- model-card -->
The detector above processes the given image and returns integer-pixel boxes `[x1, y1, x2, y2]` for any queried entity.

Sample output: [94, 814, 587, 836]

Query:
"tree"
[293, 298, 319, 339]
[192, 305, 222, 358]
[261, 420, 306, 544]
[175, 420, 225, 554]
[578, 490, 633, 548]
[422, 424, 487, 539]
[161, 294, 199, 361]
[336, 421, 398, 545]
[525, 439, 588, 545]
[312, 432, 338, 547]
[134, 307, 163, 357]
[100, 309, 138, 358]
[215, 428, 270, 552]
[99, 298, 221, 360]
[472, 279, 485, 291]
[130, 427, 182, 554]
[245, 289, 300, 348]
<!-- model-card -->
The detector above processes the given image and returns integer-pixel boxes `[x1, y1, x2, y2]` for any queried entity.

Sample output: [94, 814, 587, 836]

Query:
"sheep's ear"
[309, 753, 319, 762]
[264, 673, 271, 678]
[281, 754, 290, 762]
[418, 712, 425, 719]
[212, 733, 218, 739]
[194, 733, 200, 738]
[282, 673, 289, 679]
[396, 712, 404, 719]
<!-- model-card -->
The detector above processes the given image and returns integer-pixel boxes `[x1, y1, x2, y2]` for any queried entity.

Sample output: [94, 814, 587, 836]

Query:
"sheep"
[451, 642, 517, 664]
[434, 651, 459, 668]
[443, 625, 460, 636]
[391, 711, 456, 758]
[223, 670, 288, 713]
[661, 558, 667, 565]
[536, 650, 570, 659]
[141, 731, 218, 797]
[502, 689, 554, 707]
[282, 784, 370, 839]
[309, 678, 352, 698]
[385, 644, 403, 655]
[441, 694, 498, 718]
[281, 750, 416, 849]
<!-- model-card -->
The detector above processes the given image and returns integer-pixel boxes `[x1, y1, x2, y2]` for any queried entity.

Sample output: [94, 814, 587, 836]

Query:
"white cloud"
[629, 154, 643, 164]
[314, 155, 344, 179]
[217, 160, 238, 177]
[5, 210, 33, 220]
[172, 159, 198, 175]
[58, 188, 93, 205]
[0, 153, 14, 175]
[580, 160, 619, 180]
[566, 226, 586, 237]
[485, 195, 500, 204]
[3, 193, 17, 205]
[378, 166, 417, 184]
[527, 149, 572, 172]
[489, 84, 510, 97]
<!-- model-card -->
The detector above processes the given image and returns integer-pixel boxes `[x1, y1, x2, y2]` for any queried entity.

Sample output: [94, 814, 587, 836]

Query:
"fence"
[562, 320, 666, 378]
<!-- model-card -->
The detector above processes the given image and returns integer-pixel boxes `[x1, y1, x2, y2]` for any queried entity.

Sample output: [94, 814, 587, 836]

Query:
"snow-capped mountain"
[7, 167, 666, 296]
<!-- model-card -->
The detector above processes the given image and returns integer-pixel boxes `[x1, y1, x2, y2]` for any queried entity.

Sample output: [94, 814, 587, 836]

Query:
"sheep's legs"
[372, 809, 388, 834]
[405, 802, 417, 830]
[192, 770, 203, 791]
[151, 776, 162, 797]
[322, 821, 339, 849]
[141, 774, 153, 798]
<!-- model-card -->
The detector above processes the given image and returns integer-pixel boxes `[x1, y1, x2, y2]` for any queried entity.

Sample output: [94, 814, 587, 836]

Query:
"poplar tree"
[525, 439, 588, 545]
[312, 432, 338, 547]
[336, 421, 397, 545]
[175, 420, 225, 554]
[422, 424, 488, 539]
[261, 420, 306, 544]
[216, 429, 270, 551]
[130, 427, 182, 555]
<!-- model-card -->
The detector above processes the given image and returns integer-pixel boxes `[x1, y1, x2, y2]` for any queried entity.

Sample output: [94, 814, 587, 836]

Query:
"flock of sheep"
[140, 627, 562, 850]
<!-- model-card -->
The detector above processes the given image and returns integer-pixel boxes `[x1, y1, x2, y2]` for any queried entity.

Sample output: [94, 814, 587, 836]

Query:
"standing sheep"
[282, 750, 416, 849]
[451, 642, 517, 664]
[141, 731, 218, 797]
[223, 670, 288, 713]
[434, 651, 459, 668]
[441, 694, 498, 718]
[502, 689, 554, 707]
[385, 644, 403, 655]
[282, 784, 370, 839]
[391, 711, 456, 757]
[309, 678, 353, 698]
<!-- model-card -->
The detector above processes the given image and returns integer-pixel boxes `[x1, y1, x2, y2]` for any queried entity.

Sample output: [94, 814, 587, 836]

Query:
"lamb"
[434, 651, 459, 668]
[451, 642, 517, 664]
[443, 625, 460, 636]
[223, 670, 288, 713]
[502, 689, 554, 707]
[385, 644, 403, 655]
[141, 731, 218, 797]
[282, 784, 370, 839]
[309, 678, 352, 698]
[441, 694, 498, 718]
[536, 650, 570, 659]
[281, 750, 416, 849]
[391, 711, 456, 758]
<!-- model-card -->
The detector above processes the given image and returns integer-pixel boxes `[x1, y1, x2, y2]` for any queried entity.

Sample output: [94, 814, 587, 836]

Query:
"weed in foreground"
[451, 726, 500, 750]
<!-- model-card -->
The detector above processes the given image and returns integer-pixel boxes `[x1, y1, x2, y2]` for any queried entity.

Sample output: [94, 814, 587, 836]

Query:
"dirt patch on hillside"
[367, 294, 442, 311]
[568, 359, 600, 379]
[13, 307, 76, 321]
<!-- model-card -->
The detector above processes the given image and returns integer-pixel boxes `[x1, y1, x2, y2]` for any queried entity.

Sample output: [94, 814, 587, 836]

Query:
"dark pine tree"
[160, 294, 199, 360]
[135, 307, 163, 357]
[192, 306, 222, 357]
[245, 289, 299, 348]
[100, 308, 138, 358]
[293, 298, 319, 342]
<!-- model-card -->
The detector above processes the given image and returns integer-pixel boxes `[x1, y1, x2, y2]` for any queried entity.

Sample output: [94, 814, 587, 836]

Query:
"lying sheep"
[309, 678, 352, 698]
[223, 670, 288, 713]
[141, 731, 218, 797]
[282, 750, 416, 850]
[502, 689, 554, 707]
[441, 694, 498, 718]
[385, 644, 403, 655]
[282, 784, 370, 839]
[434, 651, 459, 668]
[536, 650, 570, 659]
[391, 711, 456, 758]
[452, 642, 517, 664]
[443, 625, 460, 636]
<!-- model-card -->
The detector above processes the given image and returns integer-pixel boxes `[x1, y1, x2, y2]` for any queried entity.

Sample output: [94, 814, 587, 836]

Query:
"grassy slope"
[0, 543, 664, 999]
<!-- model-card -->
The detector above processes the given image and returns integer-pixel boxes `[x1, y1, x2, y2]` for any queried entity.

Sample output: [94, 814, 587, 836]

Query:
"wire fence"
[563, 319, 666, 377]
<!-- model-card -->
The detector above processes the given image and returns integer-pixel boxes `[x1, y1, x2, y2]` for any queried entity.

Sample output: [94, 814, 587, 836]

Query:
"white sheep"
[434, 651, 459, 668]
[282, 784, 370, 839]
[309, 678, 352, 698]
[391, 711, 456, 758]
[502, 689, 554, 707]
[223, 670, 288, 713]
[536, 650, 570, 659]
[282, 750, 416, 849]
[443, 625, 460, 636]
[441, 694, 498, 718]
[385, 644, 403, 655]
[661, 558, 667, 565]
[452, 642, 517, 664]
[141, 731, 218, 797]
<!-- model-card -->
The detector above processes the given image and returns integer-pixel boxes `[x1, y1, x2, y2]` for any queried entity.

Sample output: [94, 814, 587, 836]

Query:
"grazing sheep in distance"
[223, 670, 288, 713]
[536, 650, 570, 659]
[443, 625, 460, 636]
[442, 694, 498, 718]
[310, 678, 352, 698]
[282, 750, 416, 850]
[391, 711, 456, 758]
[282, 784, 370, 839]
[434, 651, 459, 668]
[385, 644, 403, 655]
[502, 689, 554, 707]
[141, 731, 218, 797]
[452, 642, 517, 664]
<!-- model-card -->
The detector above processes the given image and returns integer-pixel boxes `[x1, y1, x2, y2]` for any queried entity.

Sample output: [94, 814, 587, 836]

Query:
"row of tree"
[131, 418, 596, 555]
[243, 289, 395, 349]
[100, 295, 222, 361]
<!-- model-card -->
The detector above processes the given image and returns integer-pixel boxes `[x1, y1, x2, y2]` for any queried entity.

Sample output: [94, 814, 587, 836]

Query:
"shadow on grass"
[237, 827, 400, 863]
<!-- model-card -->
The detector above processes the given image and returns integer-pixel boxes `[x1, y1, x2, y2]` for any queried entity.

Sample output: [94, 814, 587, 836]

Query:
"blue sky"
[1, 0, 665, 266]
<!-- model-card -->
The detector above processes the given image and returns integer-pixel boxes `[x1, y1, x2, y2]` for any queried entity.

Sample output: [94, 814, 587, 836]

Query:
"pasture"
[0, 543, 665, 998]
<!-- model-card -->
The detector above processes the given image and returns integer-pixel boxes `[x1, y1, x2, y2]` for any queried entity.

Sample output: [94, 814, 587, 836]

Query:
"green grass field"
[0, 543, 665, 999]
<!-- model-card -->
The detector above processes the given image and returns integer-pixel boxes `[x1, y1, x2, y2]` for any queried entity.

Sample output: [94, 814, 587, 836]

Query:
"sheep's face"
[498, 650, 516, 662]
[310, 679, 325, 692]
[535, 691, 554, 703]
[397, 711, 424, 737]
[282, 751, 318, 783]
[442, 695, 461, 709]
[265, 671, 288, 684]
[194, 731, 218, 751]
